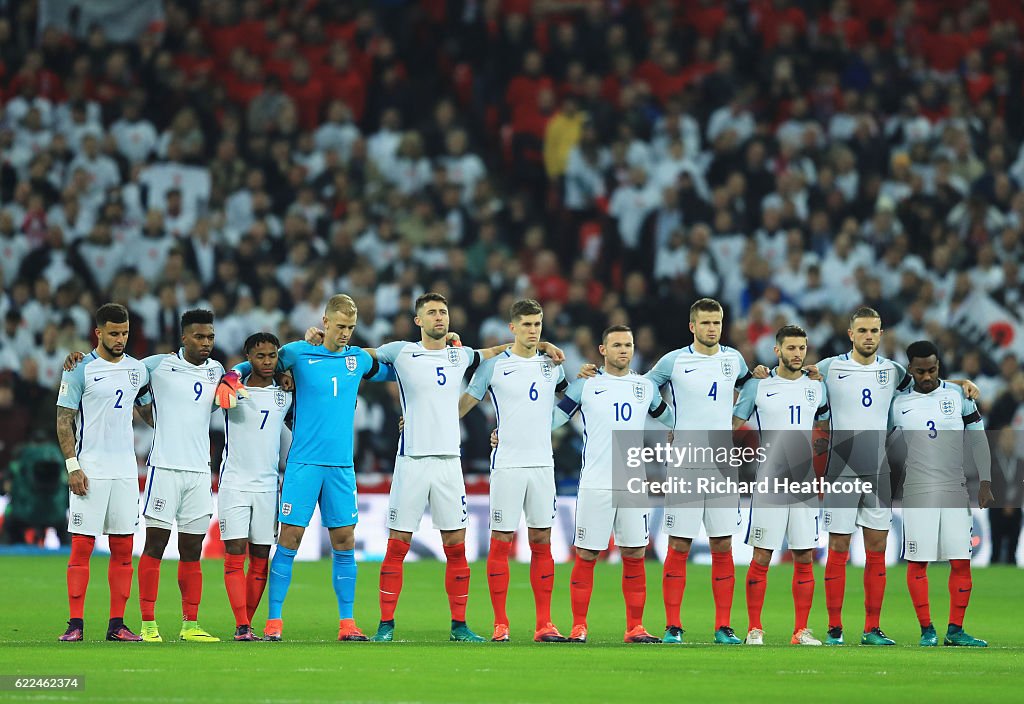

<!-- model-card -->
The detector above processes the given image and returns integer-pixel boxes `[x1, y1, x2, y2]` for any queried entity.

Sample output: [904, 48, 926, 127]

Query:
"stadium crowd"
[1, 0, 1024, 545]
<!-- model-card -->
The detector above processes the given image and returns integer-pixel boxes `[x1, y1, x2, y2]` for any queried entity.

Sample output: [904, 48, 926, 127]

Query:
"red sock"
[443, 542, 470, 622]
[245, 556, 269, 623]
[107, 535, 133, 620]
[745, 561, 769, 630]
[138, 554, 161, 621]
[224, 554, 248, 626]
[906, 561, 931, 627]
[948, 559, 972, 627]
[824, 548, 848, 628]
[622, 556, 647, 631]
[662, 547, 688, 628]
[711, 550, 735, 629]
[379, 539, 409, 621]
[177, 561, 203, 621]
[486, 538, 512, 626]
[570, 555, 596, 628]
[864, 550, 886, 631]
[529, 542, 555, 629]
[792, 562, 815, 632]
[67, 535, 95, 620]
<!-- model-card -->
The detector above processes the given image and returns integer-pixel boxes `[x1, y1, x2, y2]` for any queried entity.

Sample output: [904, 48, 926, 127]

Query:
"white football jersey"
[646, 344, 751, 430]
[56, 351, 149, 480]
[219, 380, 293, 492]
[734, 372, 830, 479]
[557, 371, 669, 490]
[377, 341, 480, 457]
[819, 353, 907, 478]
[889, 382, 983, 496]
[466, 350, 567, 469]
[142, 350, 224, 472]
[818, 353, 907, 431]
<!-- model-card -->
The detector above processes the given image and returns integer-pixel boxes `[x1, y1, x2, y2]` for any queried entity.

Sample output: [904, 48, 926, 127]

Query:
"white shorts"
[142, 467, 214, 534]
[490, 466, 556, 531]
[68, 477, 139, 537]
[387, 455, 467, 532]
[901, 497, 973, 562]
[573, 489, 650, 551]
[746, 503, 820, 552]
[218, 488, 278, 545]
[663, 497, 742, 539]
[821, 505, 892, 534]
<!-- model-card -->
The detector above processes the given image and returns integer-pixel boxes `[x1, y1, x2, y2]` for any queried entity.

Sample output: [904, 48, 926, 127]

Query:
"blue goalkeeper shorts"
[278, 462, 357, 528]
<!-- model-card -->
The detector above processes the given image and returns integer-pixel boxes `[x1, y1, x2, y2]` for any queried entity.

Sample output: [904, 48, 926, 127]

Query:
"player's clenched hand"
[978, 480, 994, 509]
[577, 363, 598, 379]
[68, 469, 89, 496]
[490, 428, 498, 448]
[803, 364, 822, 381]
[305, 327, 325, 345]
[63, 351, 86, 371]
[277, 371, 295, 392]
[752, 364, 770, 379]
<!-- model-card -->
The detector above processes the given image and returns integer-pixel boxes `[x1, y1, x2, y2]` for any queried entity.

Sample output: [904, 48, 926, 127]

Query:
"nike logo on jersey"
[683, 368, 696, 373]
[901, 409, 912, 414]
[838, 374, 852, 379]
[93, 376, 106, 381]
[412, 353, 427, 358]
[308, 359, 326, 364]
[766, 392, 778, 397]
[594, 390, 607, 395]
[503, 370, 516, 375]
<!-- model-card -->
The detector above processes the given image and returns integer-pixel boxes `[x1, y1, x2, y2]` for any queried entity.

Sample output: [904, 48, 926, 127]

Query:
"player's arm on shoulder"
[894, 362, 912, 391]
[552, 378, 584, 429]
[644, 350, 678, 388]
[536, 340, 565, 364]
[463, 356, 495, 416]
[375, 341, 406, 365]
[361, 348, 395, 383]
[947, 377, 981, 400]
[731, 377, 759, 427]
[62, 350, 88, 371]
[477, 343, 508, 361]
[734, 351, 753, 387]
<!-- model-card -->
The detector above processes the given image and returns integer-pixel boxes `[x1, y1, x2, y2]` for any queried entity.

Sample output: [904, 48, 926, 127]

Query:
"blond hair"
[325, 294, 358, 317]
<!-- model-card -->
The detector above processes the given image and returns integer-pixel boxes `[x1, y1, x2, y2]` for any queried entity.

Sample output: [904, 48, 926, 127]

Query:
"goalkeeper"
[232, 294, 393, 642]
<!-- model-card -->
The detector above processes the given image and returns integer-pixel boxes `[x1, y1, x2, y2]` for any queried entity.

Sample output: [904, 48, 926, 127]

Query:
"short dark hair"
[95, 303, 129, 327]
[849, 306, 882, 327]
[602, 324, 632, 344]
[775, 324, 807, 345]
[689, 298, 723, 322]
[509, 298, 543, 322]
[415, 292, 448, 312]
[906, 340, 939, 364]
[243, 332, 281, 355]
[181, 308, 214, 332]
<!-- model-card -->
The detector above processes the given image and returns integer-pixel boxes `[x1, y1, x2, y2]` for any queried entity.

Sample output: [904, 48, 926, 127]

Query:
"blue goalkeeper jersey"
[236, 341, 392, 468]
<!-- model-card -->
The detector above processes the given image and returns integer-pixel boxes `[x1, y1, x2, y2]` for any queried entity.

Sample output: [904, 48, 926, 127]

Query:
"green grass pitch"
[1, 555, 1022, 703]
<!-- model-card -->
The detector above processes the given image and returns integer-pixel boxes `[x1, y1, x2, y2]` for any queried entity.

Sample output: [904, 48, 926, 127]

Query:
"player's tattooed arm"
[57, 406, 88, 496]
[62, 351, 86, 371]
[136, 402, 155, 427]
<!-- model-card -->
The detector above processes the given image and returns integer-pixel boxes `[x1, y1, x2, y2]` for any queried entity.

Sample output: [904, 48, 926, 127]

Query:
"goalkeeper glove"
[216, 371, 250, 409]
